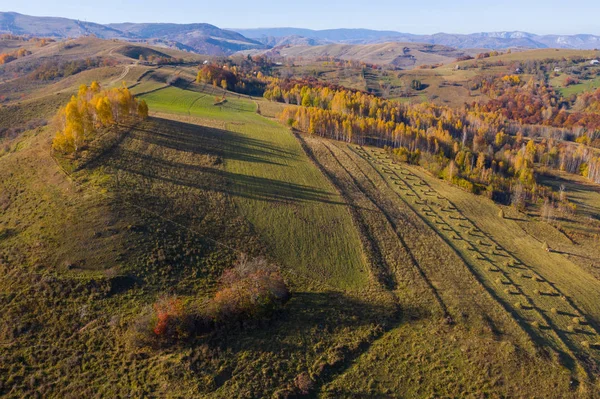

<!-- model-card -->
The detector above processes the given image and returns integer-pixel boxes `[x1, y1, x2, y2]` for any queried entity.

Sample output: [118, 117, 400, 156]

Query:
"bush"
[452, 177, 475, 193]
[293, 372, 315, 395]
[127, 296, 199, 348]
[128, 256, 290, 347]
[209, 256, 290, 327]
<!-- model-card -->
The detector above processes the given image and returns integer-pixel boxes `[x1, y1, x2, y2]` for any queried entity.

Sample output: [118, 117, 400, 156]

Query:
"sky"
[3, 0, 600, 35]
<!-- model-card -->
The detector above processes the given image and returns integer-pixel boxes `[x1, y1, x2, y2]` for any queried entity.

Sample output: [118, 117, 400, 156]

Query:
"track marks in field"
[323, 142, 450, 317]
[352, 145, 600, 375]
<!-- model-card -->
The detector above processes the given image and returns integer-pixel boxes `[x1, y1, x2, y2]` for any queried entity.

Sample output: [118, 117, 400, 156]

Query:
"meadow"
[137, 83, 369, 289]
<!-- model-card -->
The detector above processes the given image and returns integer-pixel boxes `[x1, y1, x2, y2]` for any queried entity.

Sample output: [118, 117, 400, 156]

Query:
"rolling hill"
[249, 42, 472, 68]
[0, 11, 126, 39]
[2, 33, 600, 398]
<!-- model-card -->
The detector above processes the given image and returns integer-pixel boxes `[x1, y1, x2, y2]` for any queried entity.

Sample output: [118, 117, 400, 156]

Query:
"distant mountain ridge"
[1, 12, 599, 54]
[233, 28, 600, 50]
[0, 12, 264, 55]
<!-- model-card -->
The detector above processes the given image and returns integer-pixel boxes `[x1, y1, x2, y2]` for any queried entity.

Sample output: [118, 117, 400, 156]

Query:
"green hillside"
[2, 37, 600, 398]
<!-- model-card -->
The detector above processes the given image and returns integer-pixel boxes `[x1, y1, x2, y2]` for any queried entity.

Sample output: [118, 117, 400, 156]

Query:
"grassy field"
[342, 145, 600, 383]
[551, 74, 600, 97]
[137, 84, 369, 289]
[0, 85, 379, 397]
[297, 137, 597, 397]
[3, 38, 600, 397]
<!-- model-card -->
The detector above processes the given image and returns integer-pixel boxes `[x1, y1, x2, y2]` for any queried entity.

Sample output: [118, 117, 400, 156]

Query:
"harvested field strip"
[352, 145, 600, 374]
[322, 142, 449, 316]
[326, 141, 551, 352]
[294, 133, 387, 290]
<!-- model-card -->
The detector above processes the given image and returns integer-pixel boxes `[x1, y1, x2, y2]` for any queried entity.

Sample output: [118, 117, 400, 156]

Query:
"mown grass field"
[297, 136, 599, 397]
[337, 144, 600, 388]
[551, 74, 600, 97]
[138, 84, 369, 289]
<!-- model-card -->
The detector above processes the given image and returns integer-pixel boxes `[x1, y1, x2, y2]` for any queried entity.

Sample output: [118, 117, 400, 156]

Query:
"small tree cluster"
[0, 48, 31, 65]
[129, 256, 290, 348]
[52, 82, 148, 155]
[31, 58, 111, 81]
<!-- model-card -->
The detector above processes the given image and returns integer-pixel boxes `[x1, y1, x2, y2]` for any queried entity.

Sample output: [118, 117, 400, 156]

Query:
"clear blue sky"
[4, 0, 600, 35]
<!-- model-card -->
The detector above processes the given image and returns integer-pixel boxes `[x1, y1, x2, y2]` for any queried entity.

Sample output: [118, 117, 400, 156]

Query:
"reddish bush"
[128, 256, 290, 348]
[564, 76, 579, 86]
[210, 257, 290, 326]
[153, 297, 185, 336]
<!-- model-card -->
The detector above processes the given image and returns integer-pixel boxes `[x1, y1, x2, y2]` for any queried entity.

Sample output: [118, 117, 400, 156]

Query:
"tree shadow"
[552, 250, 594, 260]
[189, 291, 419, 394]
[136, 117, 299, 163]
[88, 117, 346, 205]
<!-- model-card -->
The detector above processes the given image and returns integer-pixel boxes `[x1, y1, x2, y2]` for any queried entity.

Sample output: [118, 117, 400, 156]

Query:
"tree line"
[266, 77, 600, 206]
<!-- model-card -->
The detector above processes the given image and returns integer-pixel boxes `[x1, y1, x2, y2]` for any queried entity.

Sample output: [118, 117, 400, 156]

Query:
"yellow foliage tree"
[52, 81, 148, 155]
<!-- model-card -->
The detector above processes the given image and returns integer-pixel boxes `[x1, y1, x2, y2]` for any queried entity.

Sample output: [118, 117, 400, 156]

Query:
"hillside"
[252, 42, 471, 68]
[2, 36, 600, 397]
[0, 12, 263, 55]
[0, 11, 126, 39]
[107, 22, 264, 54]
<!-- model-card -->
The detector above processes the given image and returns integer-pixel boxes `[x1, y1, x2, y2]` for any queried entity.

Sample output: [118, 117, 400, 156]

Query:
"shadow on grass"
[193, 291, 412, 394]
[552, 250, 594, 260]
[87, 117, 346, 205]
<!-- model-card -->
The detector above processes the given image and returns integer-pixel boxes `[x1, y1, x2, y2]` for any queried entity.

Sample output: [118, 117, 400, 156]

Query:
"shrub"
[152, 296, 194, 339]
[209, 256, 290, 327]
[293, 372, 315, 395]
[564, 76, 579, 86]
[127, 296, 198, 348]
[551, 307, 558, 314]
[128, 256, 290, 347]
